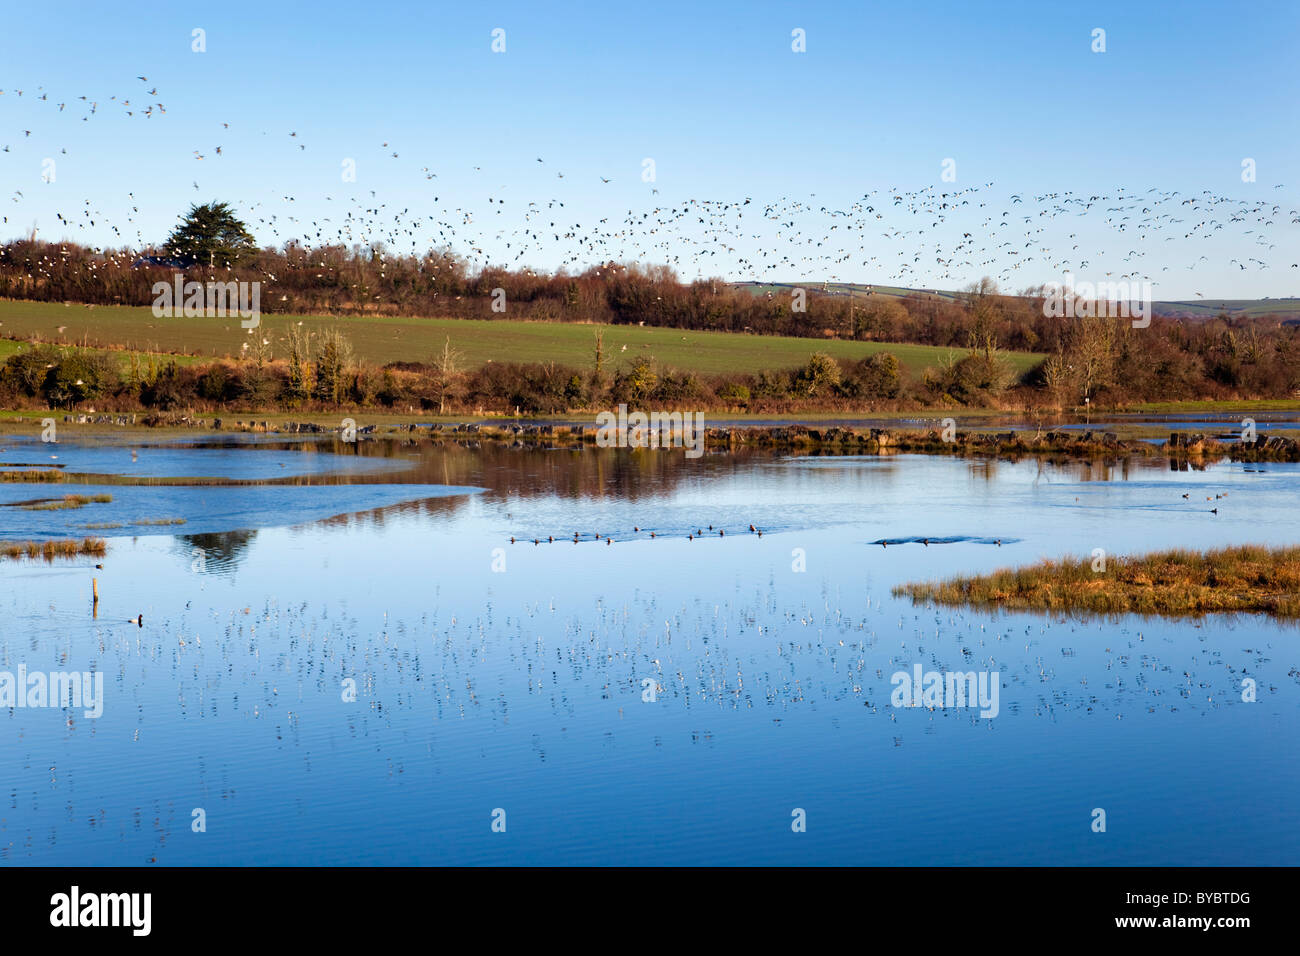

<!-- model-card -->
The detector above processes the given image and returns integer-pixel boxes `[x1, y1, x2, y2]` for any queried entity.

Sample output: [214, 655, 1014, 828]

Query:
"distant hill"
[732, 281, 1300, 322]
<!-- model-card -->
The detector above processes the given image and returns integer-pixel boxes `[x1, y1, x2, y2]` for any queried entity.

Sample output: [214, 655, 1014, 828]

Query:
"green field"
[0, 299, 1045, 378]
[0, 333, 204, 370]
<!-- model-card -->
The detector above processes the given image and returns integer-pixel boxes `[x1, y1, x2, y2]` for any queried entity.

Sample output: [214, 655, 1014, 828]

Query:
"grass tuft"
[893, 545, 1300, 618]
[19, 493, 112, 511]
[0, 537, 107, 562]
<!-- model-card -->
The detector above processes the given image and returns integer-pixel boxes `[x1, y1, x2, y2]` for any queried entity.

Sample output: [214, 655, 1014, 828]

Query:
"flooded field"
[1, 433, 1296, 865]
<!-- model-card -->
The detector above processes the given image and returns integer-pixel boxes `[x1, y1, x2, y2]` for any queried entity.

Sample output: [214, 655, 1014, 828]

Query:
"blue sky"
[1, 0, 1296, 298]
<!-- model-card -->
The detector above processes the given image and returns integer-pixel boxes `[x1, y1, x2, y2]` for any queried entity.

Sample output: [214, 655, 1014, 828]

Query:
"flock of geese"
[2, 75, 1297, 293]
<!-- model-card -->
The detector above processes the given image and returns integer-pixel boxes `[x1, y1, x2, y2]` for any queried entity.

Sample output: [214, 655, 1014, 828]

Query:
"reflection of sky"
[1, 442, 1297, 865]
[0, 434, 480, 540]
[0, 483, 482, 539]
[0, 433, 413, 481]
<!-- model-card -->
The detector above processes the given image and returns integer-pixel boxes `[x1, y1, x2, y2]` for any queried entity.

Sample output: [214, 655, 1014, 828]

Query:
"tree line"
[1, 233, 1298, 409]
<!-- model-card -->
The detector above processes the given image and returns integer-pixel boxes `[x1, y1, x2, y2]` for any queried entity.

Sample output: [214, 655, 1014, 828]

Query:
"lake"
[1, 432, 1296, 865]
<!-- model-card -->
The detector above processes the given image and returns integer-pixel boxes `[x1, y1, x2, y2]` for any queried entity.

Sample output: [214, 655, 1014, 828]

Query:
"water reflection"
[1, 436, 1297, 865]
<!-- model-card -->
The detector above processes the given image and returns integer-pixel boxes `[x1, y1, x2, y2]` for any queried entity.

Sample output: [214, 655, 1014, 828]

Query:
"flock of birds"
[510, 523, 763, 545]
[3, 76, 1298, 294]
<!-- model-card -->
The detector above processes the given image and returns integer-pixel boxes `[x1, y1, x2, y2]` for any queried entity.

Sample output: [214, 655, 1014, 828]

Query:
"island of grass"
[19, 493, 112, 510]
[0, 537, 107, 562]
[894, 545, 1300, 618]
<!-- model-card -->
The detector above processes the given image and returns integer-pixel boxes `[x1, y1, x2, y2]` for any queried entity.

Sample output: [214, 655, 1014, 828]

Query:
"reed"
[894, 545, 1300, 618]
[0, 469, 66, 482]
[0, 537, 107, 562]
[19, 493, 112, 511]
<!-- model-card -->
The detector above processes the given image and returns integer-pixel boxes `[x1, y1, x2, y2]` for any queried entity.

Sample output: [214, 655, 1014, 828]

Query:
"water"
[1, 433, 1296, 865]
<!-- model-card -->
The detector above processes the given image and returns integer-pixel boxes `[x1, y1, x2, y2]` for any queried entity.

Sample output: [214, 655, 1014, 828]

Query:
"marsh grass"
[894, 545, 1300, 618]
[19, 493, 112, 511]
[131, 517, 186, 526]
[0, 469, 66, 482]
[0, 537, 107, 562]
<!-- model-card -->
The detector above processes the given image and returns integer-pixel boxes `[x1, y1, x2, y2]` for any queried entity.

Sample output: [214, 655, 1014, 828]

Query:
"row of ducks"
[511, 524, 763, 545]
[1182, 492, 1226, 513]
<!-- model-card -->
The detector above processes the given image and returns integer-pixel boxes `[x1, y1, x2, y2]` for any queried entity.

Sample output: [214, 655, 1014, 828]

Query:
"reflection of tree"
[177, 530, 258, 571]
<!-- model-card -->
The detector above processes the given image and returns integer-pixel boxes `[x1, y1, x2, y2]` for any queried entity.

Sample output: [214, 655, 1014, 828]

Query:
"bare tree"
[430, 335, 464, 414]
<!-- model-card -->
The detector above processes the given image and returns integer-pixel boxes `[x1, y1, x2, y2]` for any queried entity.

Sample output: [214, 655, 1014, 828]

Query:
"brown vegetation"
[0, 537, 108, 562]
[894, 545, 1300, 618]
[2, 238, 1299, 410]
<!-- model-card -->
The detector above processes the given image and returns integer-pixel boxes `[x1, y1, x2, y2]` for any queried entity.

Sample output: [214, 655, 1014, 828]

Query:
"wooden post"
[92, 577, 99, 618]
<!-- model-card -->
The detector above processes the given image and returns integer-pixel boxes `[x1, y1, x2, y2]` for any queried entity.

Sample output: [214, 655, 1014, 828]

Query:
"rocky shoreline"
[37, 413, 1300, 462]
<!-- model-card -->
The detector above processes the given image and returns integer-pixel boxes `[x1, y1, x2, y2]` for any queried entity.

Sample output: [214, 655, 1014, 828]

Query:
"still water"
[1, 434, 1296, 865]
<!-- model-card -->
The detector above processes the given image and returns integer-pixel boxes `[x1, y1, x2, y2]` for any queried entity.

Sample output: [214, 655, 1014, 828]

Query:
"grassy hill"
[0, 299, 1045, 378]
[732, 281, 1300, 321]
